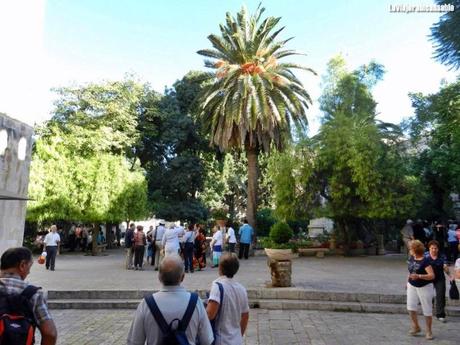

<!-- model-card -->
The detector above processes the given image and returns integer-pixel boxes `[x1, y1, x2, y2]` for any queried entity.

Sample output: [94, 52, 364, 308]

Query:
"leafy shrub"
[211, 208, 228, 220]
[256, 208, 276, 237]
[269, 221, 293, 244]
[261, 237, 294, 250]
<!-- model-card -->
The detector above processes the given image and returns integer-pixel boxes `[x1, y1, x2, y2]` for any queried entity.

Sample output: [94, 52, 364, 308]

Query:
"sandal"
[425, 332, 433, 340]
[409, 326, 421, 336]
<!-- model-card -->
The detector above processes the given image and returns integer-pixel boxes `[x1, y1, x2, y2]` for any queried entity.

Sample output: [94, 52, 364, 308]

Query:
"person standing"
[162, 224, 184, 257]
[425, 240, 451, 323]
[0, 247, 57, 345]
[433, 223, 447, 255]
[211, 226, 223, 268]
[146, 225, 155, 265]
[183, 224, 195, 273]
[133, 225, 147, 270]
[127, 255, 214, 345]
[447, 225, 459, 264]
[43, 225, 60, 271]
[401, 220, 414, 254]
[406, 240, 435, 340]
[226, 222, 237, 253]
[125, 223, 135, 270]
[238, 219, 253, 260]
[153, 222, 166, 270]
[206, 253, 249, 345]
[195, 226, 207, 270]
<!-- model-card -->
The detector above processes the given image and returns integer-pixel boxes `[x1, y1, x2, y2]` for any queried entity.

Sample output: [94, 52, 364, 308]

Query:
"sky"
[0, 0, 458, 134]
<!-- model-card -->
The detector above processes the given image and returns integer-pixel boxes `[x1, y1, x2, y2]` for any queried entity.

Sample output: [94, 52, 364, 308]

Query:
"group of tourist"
[405, 238, 460, 340]
[401, 219, 460, 263]
[0, 246, 249, 345]
[124, 219, 255, 272]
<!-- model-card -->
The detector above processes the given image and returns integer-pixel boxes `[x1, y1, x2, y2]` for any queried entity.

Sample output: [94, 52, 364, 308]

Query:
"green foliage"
[269, 221, 293, 244]
[211, 208, 228, 220]
[136, 74, 208, 222]
[256, 208, 276, 237]
[407, 78, 460, 220]
[27, 79, 150, 224]
[260, 237, 295, 250]
[430, 0, 460, 70]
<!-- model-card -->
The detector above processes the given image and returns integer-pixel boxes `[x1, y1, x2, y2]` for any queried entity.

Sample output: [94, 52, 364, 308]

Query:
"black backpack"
[0, 285, 40, 345]
[145, 292, 198, 345]
[125, 229, 133, 248]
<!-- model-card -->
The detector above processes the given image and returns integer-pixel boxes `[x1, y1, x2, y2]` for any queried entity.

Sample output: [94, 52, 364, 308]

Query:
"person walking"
[127, 255, 214, 345]
[43, 225, 60, 271]
[238, 219, 254, 260]
[1, 247, 57, 344]
[146, 225, 155, 265]
[125, 223, 135, 270]
[425, 240, 451, 323]
[206, 252, 249, 345]
[183, 224, 195, 273]
[406, 240, 435, 340]
[133, 225, 147, 270]
[401, 219, 414, 254]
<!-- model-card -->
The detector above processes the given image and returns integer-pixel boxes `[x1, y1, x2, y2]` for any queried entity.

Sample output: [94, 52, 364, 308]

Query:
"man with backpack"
[127, 255, 213, 345]
[0, 247, 57, 345]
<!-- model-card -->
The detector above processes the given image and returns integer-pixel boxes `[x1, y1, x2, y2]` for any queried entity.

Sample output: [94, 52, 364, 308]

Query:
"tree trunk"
[106, 223, 113, 249]
[91, 224, 99, 256]
[245, 146, 258, 230]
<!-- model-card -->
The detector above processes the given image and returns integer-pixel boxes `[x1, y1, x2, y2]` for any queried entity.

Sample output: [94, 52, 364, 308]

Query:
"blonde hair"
[409, 240, 425, 256]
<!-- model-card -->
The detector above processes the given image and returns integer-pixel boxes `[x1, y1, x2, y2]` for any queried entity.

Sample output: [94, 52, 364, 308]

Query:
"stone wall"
[0, 113, 33, 255]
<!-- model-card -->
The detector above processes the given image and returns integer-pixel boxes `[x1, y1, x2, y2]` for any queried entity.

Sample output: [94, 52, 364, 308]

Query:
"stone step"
[47, 289, 460, 306]
[47, 298, 460, 316]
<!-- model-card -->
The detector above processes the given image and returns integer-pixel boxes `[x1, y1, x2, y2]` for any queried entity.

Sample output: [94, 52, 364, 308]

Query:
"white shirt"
[44, 232, 60, 247]
[227, 227, 236, 244]
[127, 286, 214, 345]
[154, 225, 166, 241]
[209, 276, 249, 345]
[212, 231, 223, 247]
[162, 227, 184, 253]
[184, 230, 195, 243]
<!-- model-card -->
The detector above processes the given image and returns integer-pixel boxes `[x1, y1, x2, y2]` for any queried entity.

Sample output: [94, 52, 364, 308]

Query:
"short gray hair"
[159, 255, 184, 286]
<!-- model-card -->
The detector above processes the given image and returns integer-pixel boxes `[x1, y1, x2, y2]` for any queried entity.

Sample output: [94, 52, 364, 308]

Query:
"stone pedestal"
[268, 258, 292, 287]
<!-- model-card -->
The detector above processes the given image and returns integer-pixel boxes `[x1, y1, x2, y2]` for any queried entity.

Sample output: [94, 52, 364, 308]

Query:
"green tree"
[197, 4, 315, 228]
[313, 56, 418, 245]
[430, 0, 460, 70]
[136, 75, 208, 222]
[408, 79, 460, 220]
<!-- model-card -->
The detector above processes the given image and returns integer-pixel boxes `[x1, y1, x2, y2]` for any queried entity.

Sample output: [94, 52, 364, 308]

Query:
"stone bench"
[298, 248, 330, 258]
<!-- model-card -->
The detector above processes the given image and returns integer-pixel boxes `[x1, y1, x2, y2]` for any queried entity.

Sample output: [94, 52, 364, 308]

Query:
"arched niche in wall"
[18, 137, 27, 161]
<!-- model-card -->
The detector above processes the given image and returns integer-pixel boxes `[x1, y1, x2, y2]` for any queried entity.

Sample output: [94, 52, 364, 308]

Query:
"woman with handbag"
[133, 225, 147, 270]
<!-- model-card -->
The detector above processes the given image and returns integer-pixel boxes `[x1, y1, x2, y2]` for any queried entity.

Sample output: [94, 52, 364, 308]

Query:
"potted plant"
[211, 208, 228, 228]
[264, 221, 294, 261]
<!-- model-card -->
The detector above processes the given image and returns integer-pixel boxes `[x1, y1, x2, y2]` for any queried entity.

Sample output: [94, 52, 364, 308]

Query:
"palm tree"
[197, 5, 315, 228]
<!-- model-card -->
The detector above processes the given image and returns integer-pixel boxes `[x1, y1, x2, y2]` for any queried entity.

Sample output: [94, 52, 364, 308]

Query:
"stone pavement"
[28, 248, 413, 294]
[36, 308, 459, 345]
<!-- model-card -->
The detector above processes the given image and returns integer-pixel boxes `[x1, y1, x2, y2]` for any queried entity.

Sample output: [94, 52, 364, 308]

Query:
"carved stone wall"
[0, 113, 33, 255]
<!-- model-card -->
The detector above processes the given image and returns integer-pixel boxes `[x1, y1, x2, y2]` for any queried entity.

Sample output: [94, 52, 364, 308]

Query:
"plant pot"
[264, 248, 293, 261]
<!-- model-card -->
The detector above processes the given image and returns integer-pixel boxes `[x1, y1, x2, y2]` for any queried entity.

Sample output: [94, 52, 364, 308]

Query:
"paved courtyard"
[29, 249, 460, 344]
[28, 248, 412, 294]
[36, 309, 459, 345]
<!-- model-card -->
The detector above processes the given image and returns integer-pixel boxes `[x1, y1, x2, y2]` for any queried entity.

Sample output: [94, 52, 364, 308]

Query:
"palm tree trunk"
[246, 146, 258, 230]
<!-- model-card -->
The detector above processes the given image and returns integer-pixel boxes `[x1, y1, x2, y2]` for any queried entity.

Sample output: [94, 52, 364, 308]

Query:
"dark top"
[407, 256, 433, 287]
[425, 253, 446, 282]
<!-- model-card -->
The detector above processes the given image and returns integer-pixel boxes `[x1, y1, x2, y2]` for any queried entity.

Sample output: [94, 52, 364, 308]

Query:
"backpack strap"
[178, 292, 198, 331]
[21, 285, 41, 299]
[216, 282, 223, 312]
[144, 295, 169, 334]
